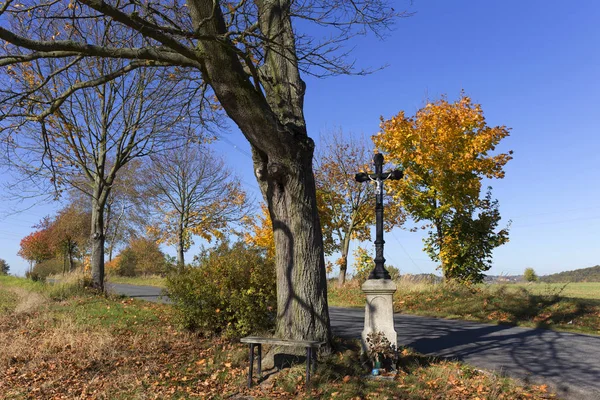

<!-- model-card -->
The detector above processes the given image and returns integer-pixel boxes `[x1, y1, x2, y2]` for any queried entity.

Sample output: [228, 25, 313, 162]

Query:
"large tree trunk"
[90, 191, 106, 291]
[257, 151, 332, 344]
[189, 0, 332, 347]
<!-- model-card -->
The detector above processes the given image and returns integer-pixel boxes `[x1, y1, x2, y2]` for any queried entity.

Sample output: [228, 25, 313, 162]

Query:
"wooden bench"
[240, 336, 325, 388]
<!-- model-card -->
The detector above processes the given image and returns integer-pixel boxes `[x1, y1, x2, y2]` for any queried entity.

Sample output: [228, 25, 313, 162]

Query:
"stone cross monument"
[355, 153, 403, 351]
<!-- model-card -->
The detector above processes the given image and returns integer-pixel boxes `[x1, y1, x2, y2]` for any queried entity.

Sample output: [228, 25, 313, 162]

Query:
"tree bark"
[255, 149, 331, 345]
[90, 190, 107, 291]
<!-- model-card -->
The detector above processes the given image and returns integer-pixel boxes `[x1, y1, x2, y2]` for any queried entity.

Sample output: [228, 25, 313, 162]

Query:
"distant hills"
[540, 265, 600, 283]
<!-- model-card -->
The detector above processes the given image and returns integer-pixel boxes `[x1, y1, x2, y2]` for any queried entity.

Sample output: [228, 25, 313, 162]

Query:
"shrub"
[524, 267, 538, 282]
[112, 237, 168, 276]
[166, 241, 276, 337]
[46, 270, 93, 300]
[0, 258, 9, 275]
[115, 248, 137, 277]
[351, 246, 400, 283]
[30, 258, 63, 281]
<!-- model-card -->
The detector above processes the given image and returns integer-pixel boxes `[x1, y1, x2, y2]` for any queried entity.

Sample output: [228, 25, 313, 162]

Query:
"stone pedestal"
[361, 279, 397, 352]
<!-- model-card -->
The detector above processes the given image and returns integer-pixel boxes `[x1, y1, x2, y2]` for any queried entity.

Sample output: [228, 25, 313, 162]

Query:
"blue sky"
[2, 0, 599, 277]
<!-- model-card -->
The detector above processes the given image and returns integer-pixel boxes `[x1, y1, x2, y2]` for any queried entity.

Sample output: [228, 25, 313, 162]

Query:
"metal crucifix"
[355, 153, 403, 279]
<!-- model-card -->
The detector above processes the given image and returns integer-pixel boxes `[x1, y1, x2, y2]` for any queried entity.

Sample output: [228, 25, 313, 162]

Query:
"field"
[0, 275, 554, 399]
[510, 282, 600, 301]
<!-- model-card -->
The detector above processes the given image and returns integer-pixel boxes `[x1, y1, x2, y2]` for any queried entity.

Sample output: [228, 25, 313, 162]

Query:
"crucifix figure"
[355, 153, 403, 279]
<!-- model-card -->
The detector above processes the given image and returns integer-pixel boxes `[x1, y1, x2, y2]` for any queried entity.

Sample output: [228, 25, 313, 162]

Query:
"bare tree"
[66, 160, 145, 263]
[0, 0, 404, 345]
[143, 142, 249, 268]
[314, 130, 405, 285]
[0, 19, 206, 290]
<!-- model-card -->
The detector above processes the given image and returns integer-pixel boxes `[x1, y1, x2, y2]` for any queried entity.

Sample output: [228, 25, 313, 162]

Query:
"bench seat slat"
[240, 336, 325, 347]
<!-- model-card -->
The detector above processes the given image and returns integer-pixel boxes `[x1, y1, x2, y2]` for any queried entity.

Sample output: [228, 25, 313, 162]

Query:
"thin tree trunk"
[176, 224, 185, 270]
[107, 203, 125, 262]
[63, 251, 67, 274]
[337, 233, 352, 286]
[90, 193, 106, 291]
[68, 241, 74, 272]
[435, 219, 448, 280]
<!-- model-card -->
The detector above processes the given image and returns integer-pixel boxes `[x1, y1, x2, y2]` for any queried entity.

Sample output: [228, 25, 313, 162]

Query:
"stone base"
[361, 279, 397, 353]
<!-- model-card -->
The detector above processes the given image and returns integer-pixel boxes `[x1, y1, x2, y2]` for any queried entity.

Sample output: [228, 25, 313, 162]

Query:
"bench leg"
[311, 347, 317, 374]
[305, 347, 312, 388]
[248, 343, 254, 388]
[257, 344, 262, 377]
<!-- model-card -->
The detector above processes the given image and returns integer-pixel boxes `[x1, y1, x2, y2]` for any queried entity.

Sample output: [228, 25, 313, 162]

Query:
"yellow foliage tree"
[374, 94, 512, 282]
[314, 130, 405, 285]
[243, 203, 275, 261]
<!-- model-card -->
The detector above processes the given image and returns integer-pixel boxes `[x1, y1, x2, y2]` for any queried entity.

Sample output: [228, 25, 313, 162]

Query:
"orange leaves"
[375, 94, 512, 281]
[376, 94, 512, 212]
[243, 203, 275, 260]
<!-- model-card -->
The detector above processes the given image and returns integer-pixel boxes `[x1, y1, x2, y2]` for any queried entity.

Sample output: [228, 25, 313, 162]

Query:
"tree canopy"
[374, 94, 512, 282]
[0, 0, 404, 345]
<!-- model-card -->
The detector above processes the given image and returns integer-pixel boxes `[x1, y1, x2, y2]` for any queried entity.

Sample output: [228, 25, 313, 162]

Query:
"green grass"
[510, 282, 600, 300]
[0, 274, 45, 292]
[106, 274, 166, 287]
[328, 279, 366, 308]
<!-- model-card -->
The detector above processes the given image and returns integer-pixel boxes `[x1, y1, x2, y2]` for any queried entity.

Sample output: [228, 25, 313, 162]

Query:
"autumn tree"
[68, 161, 145, 262]
[0, 259, 9, 275]
[113, 236, 168, 277]
[18, 229, 54, 273]
[50, 203, 91, 272]
[374, 95, 512, 283]
[524, 267, 538, 283]
[314, 130, 405, 285]
[143, 143, 249, 268]
[0, 0, 404, 345]
[423, 189, 510, 282]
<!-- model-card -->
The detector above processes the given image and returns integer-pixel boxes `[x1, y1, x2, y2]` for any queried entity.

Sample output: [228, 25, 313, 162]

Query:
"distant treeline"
[541, 265, 600, 283]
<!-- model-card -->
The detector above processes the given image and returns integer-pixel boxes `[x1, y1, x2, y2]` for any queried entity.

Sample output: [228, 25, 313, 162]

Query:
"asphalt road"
[108, 284, 600, 399]
[107, 283, 169, 303]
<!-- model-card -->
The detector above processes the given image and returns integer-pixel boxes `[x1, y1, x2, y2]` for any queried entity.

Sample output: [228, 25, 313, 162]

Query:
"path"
[108, 284, 600, 399]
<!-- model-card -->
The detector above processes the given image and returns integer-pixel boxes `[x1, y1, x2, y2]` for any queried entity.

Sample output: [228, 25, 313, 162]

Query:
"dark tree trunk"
[176, 224, 185, 270]
[90, 191, 107, 291]
[63, 251, 67, 274]
[68, 241, 75, 272]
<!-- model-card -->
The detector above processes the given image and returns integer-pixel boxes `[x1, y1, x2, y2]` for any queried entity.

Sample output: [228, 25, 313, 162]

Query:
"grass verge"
[0, 276, 557, 399]
[106, 274, 167, 287]
[329, 278, 600, 335]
